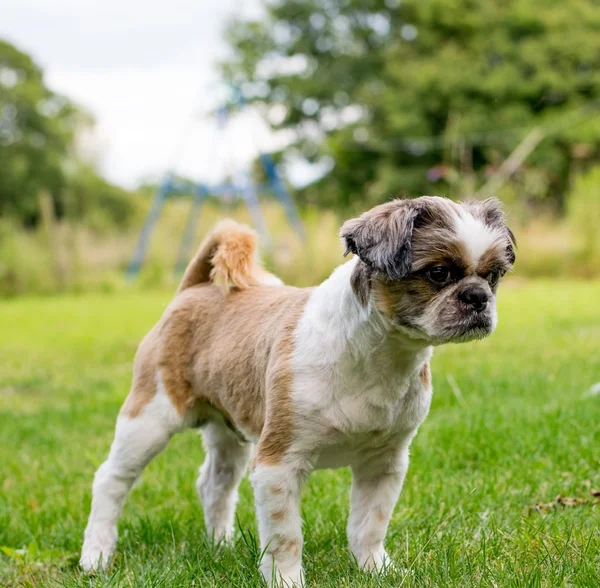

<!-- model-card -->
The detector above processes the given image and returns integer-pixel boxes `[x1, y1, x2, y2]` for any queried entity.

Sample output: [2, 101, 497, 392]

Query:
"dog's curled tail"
[177, 219, 281, 294]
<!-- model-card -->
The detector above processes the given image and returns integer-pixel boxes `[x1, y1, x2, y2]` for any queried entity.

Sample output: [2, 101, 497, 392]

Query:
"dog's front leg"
[347, 444, 410, 572]
[250, 455, 308, 587]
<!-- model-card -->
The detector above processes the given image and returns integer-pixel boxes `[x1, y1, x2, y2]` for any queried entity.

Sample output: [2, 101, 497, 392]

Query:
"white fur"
[80, 370, 187, 572]
[454, 209, 506, 266]
[292, 258, 432, 446]
[348, 446, 409, 570]
[197, 422, 251, 542]
[251, 258, 433, 585]
[251, 463, 306, 587]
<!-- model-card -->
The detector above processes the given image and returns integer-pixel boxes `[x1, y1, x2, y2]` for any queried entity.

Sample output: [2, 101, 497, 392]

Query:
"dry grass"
[0, 197, 598, 296]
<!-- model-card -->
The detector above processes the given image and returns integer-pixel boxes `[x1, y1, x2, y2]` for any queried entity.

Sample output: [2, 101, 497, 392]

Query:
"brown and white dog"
[81, 196, 515, 585]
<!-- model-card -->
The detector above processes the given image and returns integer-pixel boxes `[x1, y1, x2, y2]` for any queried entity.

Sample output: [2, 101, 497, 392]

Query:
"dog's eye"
[487, 269, 503, 287]
[427, 266, 451, 284]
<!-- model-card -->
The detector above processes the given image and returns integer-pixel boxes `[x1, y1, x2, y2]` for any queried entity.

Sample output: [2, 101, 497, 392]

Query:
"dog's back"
[120, 220, 309, 441]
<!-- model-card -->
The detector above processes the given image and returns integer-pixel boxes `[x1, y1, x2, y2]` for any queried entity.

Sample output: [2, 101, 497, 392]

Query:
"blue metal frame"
[174, 185, 209, 275]
[239, 172, 271, 247]
[126, 174, 172, 281]
[259, 153, 306, 241]
[126, 85, 306, 281]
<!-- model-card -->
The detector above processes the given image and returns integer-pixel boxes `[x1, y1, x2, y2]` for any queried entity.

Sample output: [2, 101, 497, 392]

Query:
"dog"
[80, 196, 515, 586]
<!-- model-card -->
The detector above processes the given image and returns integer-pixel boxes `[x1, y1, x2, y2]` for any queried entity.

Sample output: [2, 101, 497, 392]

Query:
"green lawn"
[1, 281, 599, 587]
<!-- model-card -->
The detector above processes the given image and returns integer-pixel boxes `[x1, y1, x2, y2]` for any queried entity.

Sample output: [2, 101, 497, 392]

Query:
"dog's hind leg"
[196, 421, 251, 542]
[80, 368, 190, 572]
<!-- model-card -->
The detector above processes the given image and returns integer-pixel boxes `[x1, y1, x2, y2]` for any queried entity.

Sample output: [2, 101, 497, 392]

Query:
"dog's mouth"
[445, 312, 495, 343]
[393, 310, 495, 345]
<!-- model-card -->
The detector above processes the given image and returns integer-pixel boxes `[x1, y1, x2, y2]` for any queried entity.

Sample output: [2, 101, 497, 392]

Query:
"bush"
[0, 220, 57, 296]
[65, 166, 143, 232]
[566, 166, 600, 274]
[1, 196, 599, 298]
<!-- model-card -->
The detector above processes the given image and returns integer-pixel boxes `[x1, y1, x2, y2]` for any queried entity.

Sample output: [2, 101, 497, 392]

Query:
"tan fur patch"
[371, 279, 397, 320]
[157, 303, 200, 415]
[372, 276, 434, 322]
[180, 285, 309, 438]
[419, 362, 431, 388]
[272, 538, 300, 558]
[119, 329, 159, 418]
[177, 219, 269, 294]
[120, 217, 308, 444]
[350, 261, 372, 307]
[476, 243, 512, 277]
[270, 509, 288, 521]
[121, 281, 309, 462]
[254, 290, 309, 466]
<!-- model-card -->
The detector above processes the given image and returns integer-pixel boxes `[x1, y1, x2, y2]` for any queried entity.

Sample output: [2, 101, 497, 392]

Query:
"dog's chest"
[311, 375, 432, 469]
[291, 292, 434, 466]
[327, 367, 431, 433]
[294, 351, 433, 469]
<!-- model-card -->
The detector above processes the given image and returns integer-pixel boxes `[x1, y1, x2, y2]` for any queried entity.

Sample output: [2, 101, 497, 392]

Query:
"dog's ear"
[340, 199, 421, 280]
[464, 197, 517, 265]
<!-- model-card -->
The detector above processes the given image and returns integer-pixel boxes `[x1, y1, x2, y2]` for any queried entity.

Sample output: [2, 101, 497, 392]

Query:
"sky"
[0, 0, 292, 188]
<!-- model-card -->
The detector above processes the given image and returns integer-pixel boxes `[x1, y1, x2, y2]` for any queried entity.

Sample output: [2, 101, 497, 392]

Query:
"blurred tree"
[0, 39, 83, 224]
[65, 165, 141, 231]
[222, 0, 600, 211]
[0, 39, 137, 228]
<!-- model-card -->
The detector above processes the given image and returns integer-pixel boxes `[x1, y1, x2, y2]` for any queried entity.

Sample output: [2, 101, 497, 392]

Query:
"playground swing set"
[126, 88, 305, 281]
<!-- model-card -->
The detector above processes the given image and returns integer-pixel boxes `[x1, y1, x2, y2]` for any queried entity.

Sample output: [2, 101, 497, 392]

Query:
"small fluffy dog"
[81, 196, 515, 585]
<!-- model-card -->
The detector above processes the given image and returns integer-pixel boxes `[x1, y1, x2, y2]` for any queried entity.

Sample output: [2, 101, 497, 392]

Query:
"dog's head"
[340, 196, 516, 345]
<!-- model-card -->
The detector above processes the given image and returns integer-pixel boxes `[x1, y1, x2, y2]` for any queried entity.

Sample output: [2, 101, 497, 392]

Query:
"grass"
[0, 280, 599, 587]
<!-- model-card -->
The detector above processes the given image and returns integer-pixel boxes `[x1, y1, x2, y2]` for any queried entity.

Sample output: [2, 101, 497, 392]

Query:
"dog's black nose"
[459, 286, 489, 312]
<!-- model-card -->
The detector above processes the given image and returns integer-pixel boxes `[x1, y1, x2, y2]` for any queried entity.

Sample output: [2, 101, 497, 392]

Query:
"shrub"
[0, 220, 57, 296]
[566, 166, 600, 274]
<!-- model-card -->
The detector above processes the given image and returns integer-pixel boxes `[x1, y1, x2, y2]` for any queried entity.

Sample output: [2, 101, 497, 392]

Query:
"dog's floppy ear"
[340, 199, 421, 280]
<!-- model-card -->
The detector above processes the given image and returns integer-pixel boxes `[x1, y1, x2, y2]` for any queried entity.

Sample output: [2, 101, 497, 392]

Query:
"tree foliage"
[223, 0, 600, 210]
[0, 39, 83, 223]
[0, 39, 137, 228]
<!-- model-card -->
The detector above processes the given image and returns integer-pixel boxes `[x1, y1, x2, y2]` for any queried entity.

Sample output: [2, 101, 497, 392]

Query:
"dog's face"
[341, 196, 516, 345]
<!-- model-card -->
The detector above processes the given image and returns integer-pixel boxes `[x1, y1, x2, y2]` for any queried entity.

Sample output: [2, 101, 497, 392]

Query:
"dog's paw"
[358, 548, 396, 574]
[261, 562, 305, 587]
[80, 522, 117, 573]
[80, 543, 114, 573]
